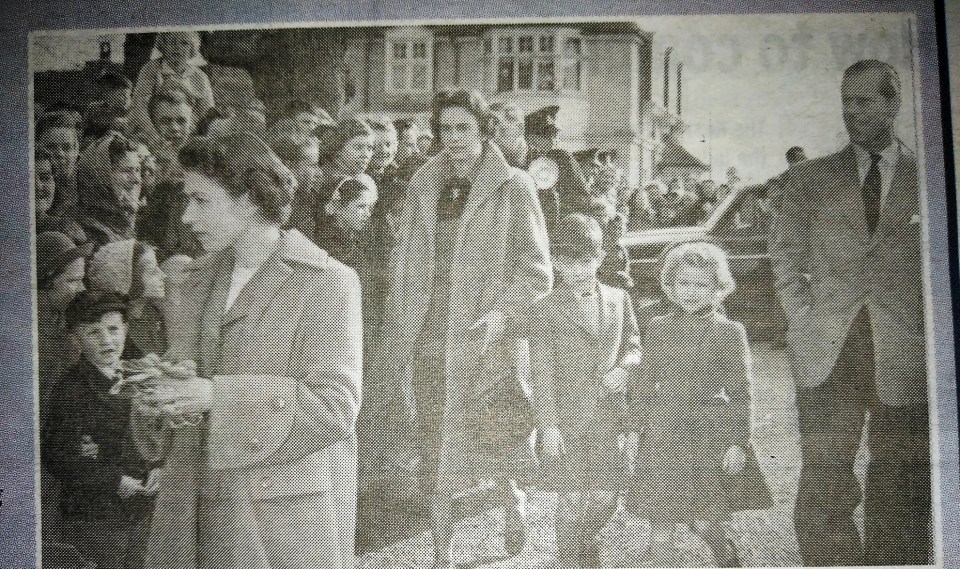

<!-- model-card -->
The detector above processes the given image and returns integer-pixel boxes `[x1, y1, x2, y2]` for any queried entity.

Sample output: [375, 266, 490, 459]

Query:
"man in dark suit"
[769, 59, 930, 566]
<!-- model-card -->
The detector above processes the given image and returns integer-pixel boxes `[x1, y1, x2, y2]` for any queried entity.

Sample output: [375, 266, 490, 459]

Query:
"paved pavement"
[356, 342, 869, 568]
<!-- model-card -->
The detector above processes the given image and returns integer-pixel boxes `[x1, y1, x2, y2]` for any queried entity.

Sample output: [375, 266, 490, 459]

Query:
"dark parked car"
[623, 183, 785, 340]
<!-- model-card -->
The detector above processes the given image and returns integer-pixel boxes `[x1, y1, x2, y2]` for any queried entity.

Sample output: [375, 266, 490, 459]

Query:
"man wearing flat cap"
[525, 105, 591, 239]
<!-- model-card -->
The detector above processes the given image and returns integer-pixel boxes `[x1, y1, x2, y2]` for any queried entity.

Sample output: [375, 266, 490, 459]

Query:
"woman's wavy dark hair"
[429, 90, 495, 140]
[178, 133, 297, 225]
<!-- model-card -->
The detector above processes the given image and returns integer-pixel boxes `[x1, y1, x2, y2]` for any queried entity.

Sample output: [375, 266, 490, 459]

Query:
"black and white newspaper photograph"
[22, 7, 955, 569]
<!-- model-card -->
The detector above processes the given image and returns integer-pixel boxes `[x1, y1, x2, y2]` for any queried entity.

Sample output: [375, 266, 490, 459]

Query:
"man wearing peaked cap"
[524, 105, 591, 239]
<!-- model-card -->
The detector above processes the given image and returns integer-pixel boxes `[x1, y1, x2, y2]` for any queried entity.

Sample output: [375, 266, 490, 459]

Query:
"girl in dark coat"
[632, 241, 772, 567]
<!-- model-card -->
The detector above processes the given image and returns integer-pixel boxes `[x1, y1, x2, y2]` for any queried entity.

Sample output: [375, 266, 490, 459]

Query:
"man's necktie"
[862, 153, 882, 234]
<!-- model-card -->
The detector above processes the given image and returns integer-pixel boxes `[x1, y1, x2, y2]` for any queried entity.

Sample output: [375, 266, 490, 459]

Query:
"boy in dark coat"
[528, 214, 643, 568]
[42, 291, 159, 569]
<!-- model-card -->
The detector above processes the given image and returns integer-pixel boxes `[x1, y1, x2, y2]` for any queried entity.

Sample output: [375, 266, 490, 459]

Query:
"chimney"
[677, 62, 683, 117]
[663, 47, 672, 109]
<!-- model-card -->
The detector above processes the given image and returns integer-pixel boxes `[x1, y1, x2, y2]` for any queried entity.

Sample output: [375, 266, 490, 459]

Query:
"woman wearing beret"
[132, 133, 362, 569]
[378, 90, 552, 568]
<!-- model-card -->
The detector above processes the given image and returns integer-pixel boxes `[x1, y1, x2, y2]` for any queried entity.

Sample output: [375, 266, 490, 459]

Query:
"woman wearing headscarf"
[131, 132, 362, 569]
[76, 134, 147, 246]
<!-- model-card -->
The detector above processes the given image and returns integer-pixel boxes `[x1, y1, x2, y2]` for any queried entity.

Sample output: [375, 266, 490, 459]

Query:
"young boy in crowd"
[137, 89, 200, 258]
[42, 291, 160, 569]
[83, 71, 134, 144]
[527, 213, 643, 568]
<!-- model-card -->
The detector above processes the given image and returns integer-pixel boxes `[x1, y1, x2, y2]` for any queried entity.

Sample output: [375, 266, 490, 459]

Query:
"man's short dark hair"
[148, 89, 191, 121]
[96, 71, 133, 92]
[36, 110, 81, 138]
[785, 146, 807, 165]
[367, 117, 395, 133]
[106, 136, 141, 166]
[843, 59, 901, 101]
[286, 99, 314, 116]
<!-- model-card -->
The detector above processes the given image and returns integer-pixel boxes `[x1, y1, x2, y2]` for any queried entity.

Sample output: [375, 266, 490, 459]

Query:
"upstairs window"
[385, 28, 433, 94]
[488, 29, 582, 93]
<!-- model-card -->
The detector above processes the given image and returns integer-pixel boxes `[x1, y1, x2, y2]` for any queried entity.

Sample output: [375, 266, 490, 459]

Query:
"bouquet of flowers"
[110, 353, 206, 428]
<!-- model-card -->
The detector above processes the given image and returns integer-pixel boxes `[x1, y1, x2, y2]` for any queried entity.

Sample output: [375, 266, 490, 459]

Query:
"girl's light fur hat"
[87, 239, 137, 295]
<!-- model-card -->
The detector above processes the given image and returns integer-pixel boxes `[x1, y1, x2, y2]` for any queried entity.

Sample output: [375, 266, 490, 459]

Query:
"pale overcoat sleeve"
[206, 265, 363, 470]
[527, 301, 559, 431]
[499, 173, 553, 329]
[767, 170, 812, 320]
[130, 60, 161, 145]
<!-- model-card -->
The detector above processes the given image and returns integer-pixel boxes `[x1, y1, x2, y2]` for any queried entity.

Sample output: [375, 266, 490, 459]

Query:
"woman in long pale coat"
[379, 90, 552, 567]
[132, 133, 362, 569]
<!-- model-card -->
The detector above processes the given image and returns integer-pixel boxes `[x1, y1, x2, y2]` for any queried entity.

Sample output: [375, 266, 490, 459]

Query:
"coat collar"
[222, 230, 327, 327]
[554, 282, 617, 341]
[831, 143, 917, 249]
[414, 142, 513, 236]
[181, 229, 328, 325]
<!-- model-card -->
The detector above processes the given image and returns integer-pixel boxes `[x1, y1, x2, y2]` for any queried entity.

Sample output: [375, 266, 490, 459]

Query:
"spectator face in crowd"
[150, 91, 195, 146]
[368, 120, 398, 173]
[35, 150, 57, 216]
[98, 74, 133, 114]
[432, 90, 492, 169]
[37, 231, 88, 313]
[325, 174, 378, 232]
[395, 120, 420, 164]
[157, 31, 200, 72]
[37, 116, 80, 181]
[138, 247, 166, 299]
[48, 259, 86, 311]
[323, 118, 375, 176]
[109, 140, 144, 212]
[785, 146, 807, 165]
[179, 133, 297, 253]
[272, 134, 320, 193]
[489, 102, 527, 167]
[72, 307, 127, 370]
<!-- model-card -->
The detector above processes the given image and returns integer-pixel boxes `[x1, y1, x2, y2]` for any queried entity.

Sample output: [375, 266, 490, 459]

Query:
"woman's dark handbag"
[475, 367, 536, 458]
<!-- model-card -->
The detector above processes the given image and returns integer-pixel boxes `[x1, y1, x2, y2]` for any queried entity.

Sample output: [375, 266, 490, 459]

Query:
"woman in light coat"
[379, 90, 552, 568]
[132, 132, 362, 569]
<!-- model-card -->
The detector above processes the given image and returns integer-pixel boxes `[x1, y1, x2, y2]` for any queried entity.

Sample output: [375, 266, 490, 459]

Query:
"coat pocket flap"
[247, 449, 333, 501]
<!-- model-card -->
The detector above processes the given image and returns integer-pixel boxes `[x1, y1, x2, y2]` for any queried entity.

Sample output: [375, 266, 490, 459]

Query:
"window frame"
[384, 28, 434, 95]
[486, 28, 583, 94]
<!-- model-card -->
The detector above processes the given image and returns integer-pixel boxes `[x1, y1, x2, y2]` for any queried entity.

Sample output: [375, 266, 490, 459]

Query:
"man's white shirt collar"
[852, 140, 901, 211]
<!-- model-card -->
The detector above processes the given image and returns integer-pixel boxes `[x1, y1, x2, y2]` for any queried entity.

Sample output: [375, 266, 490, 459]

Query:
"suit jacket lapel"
[870, 150, 917, 249]
[832, 146, 871, 241]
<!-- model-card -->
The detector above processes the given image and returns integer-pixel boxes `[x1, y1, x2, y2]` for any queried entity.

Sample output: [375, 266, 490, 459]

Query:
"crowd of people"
[34, 29, 929, 569]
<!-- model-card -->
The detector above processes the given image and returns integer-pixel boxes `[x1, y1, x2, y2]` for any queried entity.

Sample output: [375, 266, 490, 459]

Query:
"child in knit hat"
[87, 239, 167, 356]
